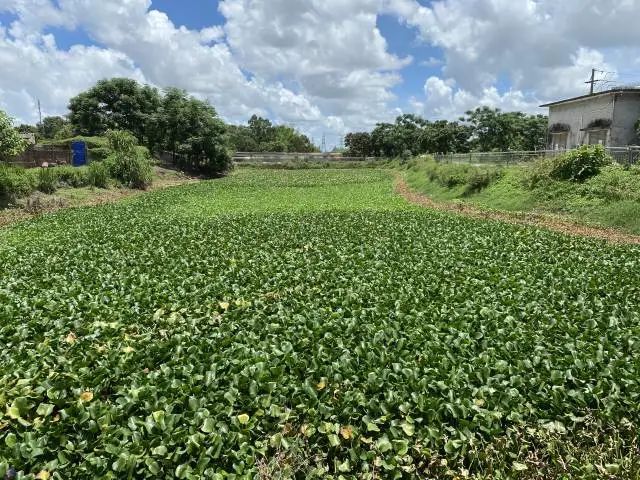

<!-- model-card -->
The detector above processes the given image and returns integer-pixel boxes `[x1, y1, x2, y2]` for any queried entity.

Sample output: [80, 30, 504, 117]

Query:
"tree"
[345, 132, 373, 157]
[40, 116, 70, 139]
[152, 88, 230, 175]
[227, 117, 317, 153]
[463, 107, 548, 152]
[247, 115, 274, 145]
[420, 121, 471, 154]
[68, 78, 161, 142]
[0, 110, 27, 160]
[226, 125, 258, 152]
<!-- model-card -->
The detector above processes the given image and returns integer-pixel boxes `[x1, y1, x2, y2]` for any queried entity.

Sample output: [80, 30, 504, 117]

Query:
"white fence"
[433, 147, 640, 166]
[233, 152, 376, 163]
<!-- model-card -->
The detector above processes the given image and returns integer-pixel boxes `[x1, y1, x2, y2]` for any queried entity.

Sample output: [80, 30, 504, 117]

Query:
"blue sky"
[1, 0, 639, 145]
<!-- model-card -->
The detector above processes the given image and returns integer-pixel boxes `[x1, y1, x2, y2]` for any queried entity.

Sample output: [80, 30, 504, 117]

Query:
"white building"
[541, 88, 640, 149]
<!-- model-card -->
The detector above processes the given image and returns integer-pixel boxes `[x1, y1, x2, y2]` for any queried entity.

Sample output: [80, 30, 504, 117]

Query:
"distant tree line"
[345, 108, 549, 158]
[227, 115, 317, 153]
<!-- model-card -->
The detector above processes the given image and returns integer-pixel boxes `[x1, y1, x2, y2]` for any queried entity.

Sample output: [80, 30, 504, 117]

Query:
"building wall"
[612, 92, 640, 146]
[548, 94, 615, 148]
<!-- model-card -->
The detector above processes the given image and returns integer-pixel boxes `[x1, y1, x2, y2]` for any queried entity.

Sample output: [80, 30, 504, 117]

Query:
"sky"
[1, 0, 640, 149]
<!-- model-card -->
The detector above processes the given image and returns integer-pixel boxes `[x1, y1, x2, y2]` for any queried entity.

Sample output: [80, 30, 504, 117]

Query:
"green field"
[2, 169, 640, 479]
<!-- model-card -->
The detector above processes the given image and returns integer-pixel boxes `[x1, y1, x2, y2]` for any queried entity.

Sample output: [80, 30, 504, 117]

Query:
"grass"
[404, 158, 640, 234]
[1, 169, 640, 478]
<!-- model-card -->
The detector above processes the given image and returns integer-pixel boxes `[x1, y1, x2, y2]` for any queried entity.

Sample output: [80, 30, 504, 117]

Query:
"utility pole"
[37, 99, 43, 133]
[321, 133, 326, 153]
[585, 68, 597, 95]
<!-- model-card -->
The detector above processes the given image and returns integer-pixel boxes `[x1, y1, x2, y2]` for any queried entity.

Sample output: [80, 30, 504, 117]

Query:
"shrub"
[105, 130, 153, 189]
[87, 161, 110, 188]
[549, 145, 611, 182]
[37, 167, 57, 194]
[464, 169, 503, 195]
[0, 110, 27, 160]
[89, 147, 112, 162]
[54, 166, 89, 188]
[0, 164, 35, 201]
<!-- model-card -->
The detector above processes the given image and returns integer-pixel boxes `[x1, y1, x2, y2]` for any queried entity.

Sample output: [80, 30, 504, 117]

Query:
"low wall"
[5, 146, 71, 168]
[233, 152, 374, 163]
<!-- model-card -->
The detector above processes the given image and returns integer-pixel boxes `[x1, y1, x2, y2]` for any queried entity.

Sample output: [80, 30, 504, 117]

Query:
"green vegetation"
[227, 115, 317, 154]
[67, 78, 231, 176]
[104, 130, 153, 190]
[345, 109, 548, 158]
[404, 147, 640, 233]
[1, 169, 640, 478]
[0, 110, 27, 161]
[0, 130, 157, 204]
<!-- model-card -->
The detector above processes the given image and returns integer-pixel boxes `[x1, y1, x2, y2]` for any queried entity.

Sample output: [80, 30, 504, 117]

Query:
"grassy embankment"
[402, 155, 640, 234]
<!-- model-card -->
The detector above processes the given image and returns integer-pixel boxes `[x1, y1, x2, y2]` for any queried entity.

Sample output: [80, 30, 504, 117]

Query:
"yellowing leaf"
[316, 380, 326, 391]
[36, 471, 51, 480]
[219, 301, 230, 311]
[7, 406, 20, 419]
[339, 425, 353, 440]
[79, 391, 94, 402]
[65, 332, 77, 344]
[237, 413, 250, 425]
[122, 346, 135, 353]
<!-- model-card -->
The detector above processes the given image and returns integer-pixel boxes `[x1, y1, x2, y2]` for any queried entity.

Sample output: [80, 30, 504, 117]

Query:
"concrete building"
[541, 88, 640, 149]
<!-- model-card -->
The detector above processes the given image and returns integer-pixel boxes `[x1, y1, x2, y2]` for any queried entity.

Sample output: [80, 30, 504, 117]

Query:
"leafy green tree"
[226, 125, 258, 152]
[153, 88, 230, 175]
[0, 110, 27, 160]
[463, 107, 548, 151]
[40, 116, 70, 139]
[345, 132, 373, 157]
[68, 78, 161, 143]
[420, 121, 471, 154]
[248, 115, 274, 145]
[227, 117, 316, 153]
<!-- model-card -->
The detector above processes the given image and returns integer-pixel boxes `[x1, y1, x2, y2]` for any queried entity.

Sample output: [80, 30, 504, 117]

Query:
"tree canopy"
[68, 79, 230, 175]
[68, 78, 161, 143]
[0, 110, 27, 160]
[346, 108, 548, 158]
[227, 115, 317, 153]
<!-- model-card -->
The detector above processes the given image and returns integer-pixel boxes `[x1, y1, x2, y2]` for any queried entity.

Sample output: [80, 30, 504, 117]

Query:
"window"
[551, 132, 568, 150]
[588, 129, 608, 146]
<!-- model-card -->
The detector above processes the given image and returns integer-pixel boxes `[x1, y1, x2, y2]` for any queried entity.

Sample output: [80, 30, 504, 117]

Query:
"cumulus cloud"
[1, 0, 640, 138]
[386, 0, 635, 104]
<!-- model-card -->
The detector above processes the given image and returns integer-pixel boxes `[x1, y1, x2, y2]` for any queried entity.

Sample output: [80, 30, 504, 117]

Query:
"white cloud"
[415, 76, 541, 120]
[387, 0, 640, 114]
[1, 0, 640, 139]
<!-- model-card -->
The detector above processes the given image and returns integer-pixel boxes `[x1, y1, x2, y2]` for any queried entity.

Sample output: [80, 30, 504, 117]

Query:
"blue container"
[71, 141, 87, 167]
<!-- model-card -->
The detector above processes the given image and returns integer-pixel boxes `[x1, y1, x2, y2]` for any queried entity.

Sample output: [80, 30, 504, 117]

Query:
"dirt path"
[395, 176, 640, 245]
[0, 170, 198, 229]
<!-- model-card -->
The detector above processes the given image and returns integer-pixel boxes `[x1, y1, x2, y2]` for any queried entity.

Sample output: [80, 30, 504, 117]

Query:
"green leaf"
[376, 435, 392, 453]
[152, 445, 168, 456]
[327, 434, 340, 447]
[4, 433, 17, 448]
[146, 458, 161, 474]
[401, 422, 414, 436]
[201, 418, 215, 433]
[36, 403, 55, 417]
[175, 464, 190, 479]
